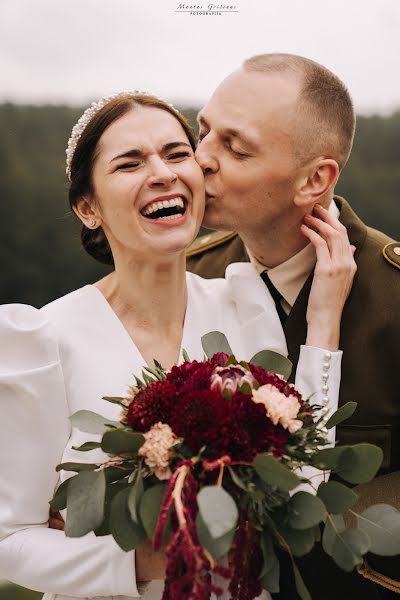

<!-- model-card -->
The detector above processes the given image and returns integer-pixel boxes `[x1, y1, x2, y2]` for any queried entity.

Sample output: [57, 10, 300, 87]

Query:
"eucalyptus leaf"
[196, 512, 235, 561]
[201, 331, 233, 358]
[71, 441, 102, 452]
[310, 446, 346, 471]
[261, 534, 280, 594]
[279, 526, 315, 557]
[65, 470, 106, 537]
[249, 350, 292, 380]
[56, 462, 98, 473]
[128, 472, 144, 523]
[288, 492, 326, 530]
[94, 480, 127, 536]
[110, 486, 147, 551]
[292, 561, 312, 600]
[101, 430, 145, 454]
[322, 514, 345, 556]
[331, 528, 370, 572]
[197, 485, 238, 539]
[70, 410, 120, 434]
[357, 504, 400, 555]
[104, 466, 130, 483]
[325, 402, 357, 429]
[49, 478, 70, 511]
[317, 481, 358, 514]
[227, 466, 249, 491]
[260, 533, 274, 578]
[139, 483, 167, 540]
[253, 454, 301, 492]
[337, 444, 383, 484]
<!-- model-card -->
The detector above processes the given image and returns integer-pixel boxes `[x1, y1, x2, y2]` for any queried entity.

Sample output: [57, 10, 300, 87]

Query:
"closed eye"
[167, 151, 191, 160]
[116, 162, 141, 170]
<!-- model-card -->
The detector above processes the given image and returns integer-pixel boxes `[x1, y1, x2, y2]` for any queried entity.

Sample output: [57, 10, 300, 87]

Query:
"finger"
[303, 214, 344, 257]
[49, 517, 65, 531]
[300, 223, 330, 263]
[313, 204, 347, 235]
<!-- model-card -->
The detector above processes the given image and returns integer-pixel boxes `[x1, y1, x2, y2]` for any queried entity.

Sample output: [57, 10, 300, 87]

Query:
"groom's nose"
[195, 140, 218, 174]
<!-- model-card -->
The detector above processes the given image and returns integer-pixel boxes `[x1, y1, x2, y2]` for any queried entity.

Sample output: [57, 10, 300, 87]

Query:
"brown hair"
[68, 94, 197, 265]
[243, 53, 356, 170]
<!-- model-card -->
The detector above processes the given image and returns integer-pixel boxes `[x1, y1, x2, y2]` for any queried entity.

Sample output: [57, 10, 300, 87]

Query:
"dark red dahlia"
[170, 389, 230, 454]
[167, 361, 214, 391]
[127, 380, 176, 432]
[227, 392, 289, 460]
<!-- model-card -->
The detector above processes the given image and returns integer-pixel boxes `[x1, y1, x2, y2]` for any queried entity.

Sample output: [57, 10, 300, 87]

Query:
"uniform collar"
[246, 201, 340, 309]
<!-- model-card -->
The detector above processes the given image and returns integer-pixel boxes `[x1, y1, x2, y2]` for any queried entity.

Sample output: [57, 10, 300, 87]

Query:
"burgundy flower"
[167, 361, 214, 392]
[248, 363, 302, 400]
[126, 380, 177, 432]
[227, 393, 289, 460]
[170, 390, 230, 454]
[209, 352, 230, 367]
[210, 364, 255, 396]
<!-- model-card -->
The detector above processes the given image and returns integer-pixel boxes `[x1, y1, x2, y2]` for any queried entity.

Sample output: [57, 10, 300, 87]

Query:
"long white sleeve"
[294, 344, 342, 492]
[0, 304, 140, 598]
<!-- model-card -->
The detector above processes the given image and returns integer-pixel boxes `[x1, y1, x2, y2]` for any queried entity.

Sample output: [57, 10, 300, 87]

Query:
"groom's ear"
[293, 158, 339, 207]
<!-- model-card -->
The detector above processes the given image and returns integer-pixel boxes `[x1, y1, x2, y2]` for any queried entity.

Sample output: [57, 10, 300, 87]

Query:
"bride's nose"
[146, 157, 178, 187]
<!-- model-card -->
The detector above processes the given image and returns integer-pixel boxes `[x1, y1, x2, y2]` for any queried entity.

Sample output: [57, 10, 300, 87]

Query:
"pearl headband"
[65, 91, 178, 181]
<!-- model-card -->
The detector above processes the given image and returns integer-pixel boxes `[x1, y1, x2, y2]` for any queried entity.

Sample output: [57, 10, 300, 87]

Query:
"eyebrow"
[197, 113, 259, 152]
[110, 141, 192, 163]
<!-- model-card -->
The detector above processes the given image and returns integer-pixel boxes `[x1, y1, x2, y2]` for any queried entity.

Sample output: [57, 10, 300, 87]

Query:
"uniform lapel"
[283, 197, 368, 383]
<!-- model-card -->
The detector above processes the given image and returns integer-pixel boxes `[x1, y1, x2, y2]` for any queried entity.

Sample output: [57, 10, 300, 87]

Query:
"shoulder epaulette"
[187, 230, 237, 257]
[382, 242, 400, 270]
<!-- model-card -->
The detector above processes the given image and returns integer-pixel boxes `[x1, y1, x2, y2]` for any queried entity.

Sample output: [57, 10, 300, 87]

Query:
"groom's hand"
[49, 508, 65, 531]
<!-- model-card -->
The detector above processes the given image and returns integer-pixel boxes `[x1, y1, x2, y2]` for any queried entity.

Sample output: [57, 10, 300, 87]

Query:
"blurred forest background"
[1, 103, 399, 309]
[0, 104, 399, 599]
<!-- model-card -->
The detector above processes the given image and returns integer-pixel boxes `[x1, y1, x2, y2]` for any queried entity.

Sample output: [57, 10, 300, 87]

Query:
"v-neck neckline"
[83, 281, 193, 369]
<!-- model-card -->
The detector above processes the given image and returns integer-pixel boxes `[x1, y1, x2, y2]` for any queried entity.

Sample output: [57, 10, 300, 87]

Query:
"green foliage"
[65, 470, 106, 536]
[249, 350, 292, 379]
[139, 483, 167, 539]
[69, 409, 120, 434]
[253, 453, 301, 491]
[1, 105, 399, 306]
[357, 504, 400, 555]
[197, 485, 238, 539]
[317, 481, 358, 514]
[201, 331, 233, 357]
[325, 401, 358, 429]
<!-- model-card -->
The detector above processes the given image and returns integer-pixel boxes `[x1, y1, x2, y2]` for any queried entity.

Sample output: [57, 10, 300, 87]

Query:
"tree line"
[1, 103, 399, 308]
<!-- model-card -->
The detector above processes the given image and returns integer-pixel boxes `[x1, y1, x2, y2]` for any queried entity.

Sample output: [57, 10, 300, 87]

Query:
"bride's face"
[88, 106, 205, 260]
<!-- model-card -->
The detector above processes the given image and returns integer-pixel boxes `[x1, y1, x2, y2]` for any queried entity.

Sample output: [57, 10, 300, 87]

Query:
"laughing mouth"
[141, 196, 187, 221]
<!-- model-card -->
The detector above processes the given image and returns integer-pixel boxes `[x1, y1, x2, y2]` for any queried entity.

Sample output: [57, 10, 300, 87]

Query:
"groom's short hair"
[243, 53, 356, 170]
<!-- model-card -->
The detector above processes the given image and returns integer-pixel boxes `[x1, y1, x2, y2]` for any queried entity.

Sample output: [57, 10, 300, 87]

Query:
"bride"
[0, 92, 356, 600]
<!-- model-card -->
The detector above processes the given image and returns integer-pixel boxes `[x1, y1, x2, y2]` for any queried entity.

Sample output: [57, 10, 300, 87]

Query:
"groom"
[187, 54, 400, 599]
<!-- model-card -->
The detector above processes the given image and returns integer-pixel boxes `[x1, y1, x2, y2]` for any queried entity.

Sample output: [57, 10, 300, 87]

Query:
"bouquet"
[51, 332, 400, 600]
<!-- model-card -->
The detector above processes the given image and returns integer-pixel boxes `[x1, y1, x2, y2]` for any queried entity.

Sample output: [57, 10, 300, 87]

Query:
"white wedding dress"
[0, 263, 341, 600]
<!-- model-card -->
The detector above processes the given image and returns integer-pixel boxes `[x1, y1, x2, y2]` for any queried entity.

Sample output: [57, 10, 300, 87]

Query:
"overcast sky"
[1, 0, 400, 114]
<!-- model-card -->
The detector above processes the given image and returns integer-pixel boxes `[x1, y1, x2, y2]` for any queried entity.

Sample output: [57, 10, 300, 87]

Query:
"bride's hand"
[300, 204, 357, 351]
[135, 539, 167, 581]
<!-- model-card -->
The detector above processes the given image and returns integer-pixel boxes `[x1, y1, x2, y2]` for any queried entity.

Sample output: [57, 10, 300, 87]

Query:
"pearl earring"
[88, 218, 96, 227]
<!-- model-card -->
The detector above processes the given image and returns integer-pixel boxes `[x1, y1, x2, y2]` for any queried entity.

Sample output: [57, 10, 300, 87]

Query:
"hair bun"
[81, 225, 114, 266]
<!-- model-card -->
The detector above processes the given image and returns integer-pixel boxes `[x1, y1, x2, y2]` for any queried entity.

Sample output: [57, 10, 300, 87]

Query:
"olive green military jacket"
[187, 197, 400, 599]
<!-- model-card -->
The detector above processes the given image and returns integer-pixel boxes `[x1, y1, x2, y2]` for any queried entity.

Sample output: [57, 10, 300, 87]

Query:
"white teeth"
[142, 196, 185, 216]
[157, 214, 182, 221]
